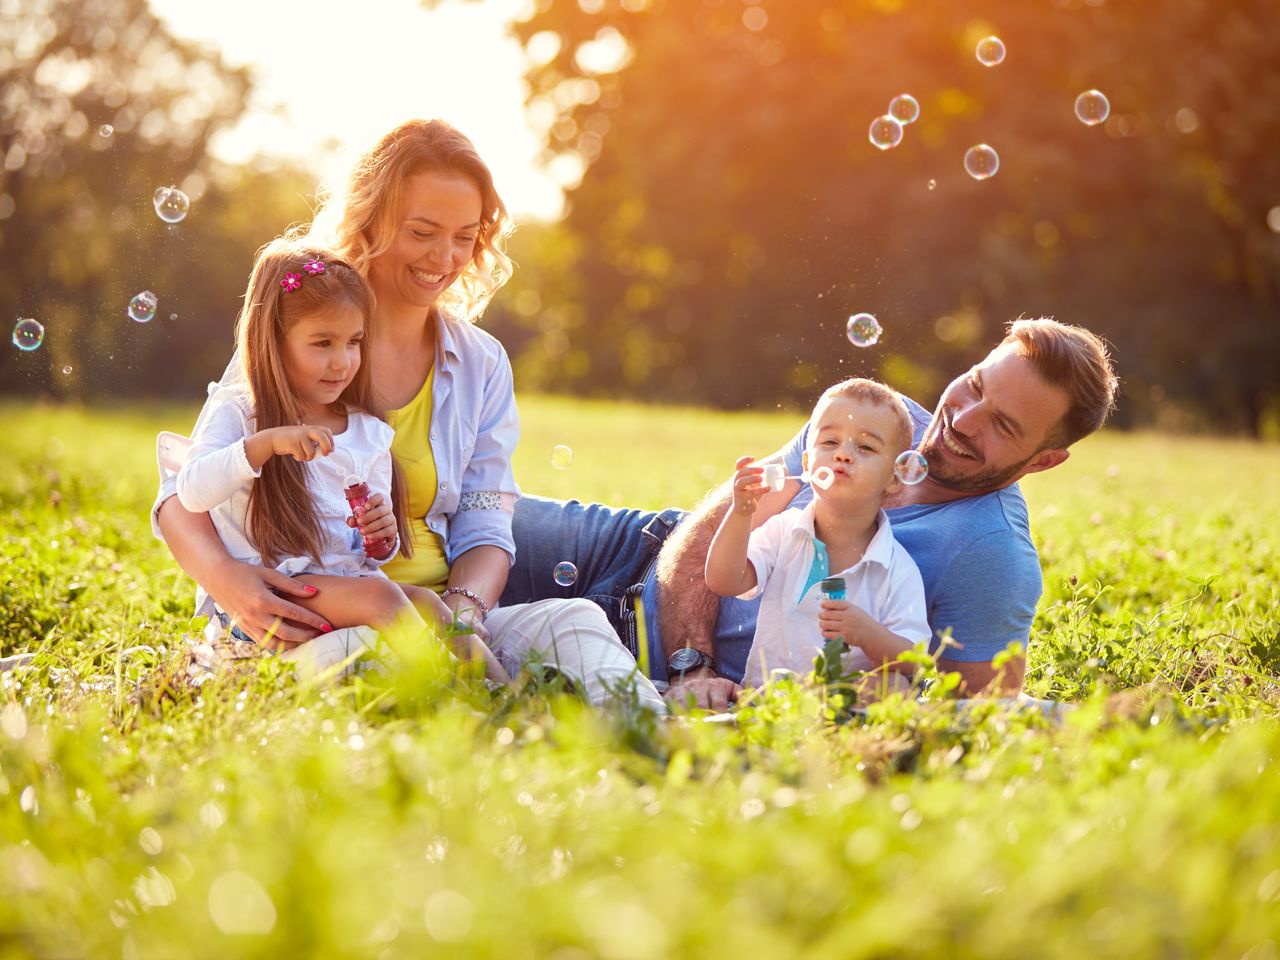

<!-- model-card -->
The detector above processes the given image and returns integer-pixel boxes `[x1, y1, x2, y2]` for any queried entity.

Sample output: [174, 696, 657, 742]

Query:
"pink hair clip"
[281, 273, 302, 292]
[303, 258, 326, 276]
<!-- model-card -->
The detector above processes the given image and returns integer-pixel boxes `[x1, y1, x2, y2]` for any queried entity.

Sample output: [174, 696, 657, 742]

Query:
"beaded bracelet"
[440, 587, 490, 622]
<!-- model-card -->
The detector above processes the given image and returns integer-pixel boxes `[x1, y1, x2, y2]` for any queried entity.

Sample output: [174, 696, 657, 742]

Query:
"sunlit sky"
[150, 0, 565, 220]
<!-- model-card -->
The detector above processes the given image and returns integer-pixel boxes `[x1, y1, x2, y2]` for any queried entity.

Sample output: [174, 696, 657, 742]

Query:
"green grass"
[2, 397, 1279, 959]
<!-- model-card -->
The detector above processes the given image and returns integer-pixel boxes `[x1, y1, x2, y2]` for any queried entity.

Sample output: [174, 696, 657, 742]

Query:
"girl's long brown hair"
[237, 239, 412, 567]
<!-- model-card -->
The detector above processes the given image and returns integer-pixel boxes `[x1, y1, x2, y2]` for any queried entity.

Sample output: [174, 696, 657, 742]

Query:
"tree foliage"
[486, 0, 1280, 433]
[0, 0, 313, 401]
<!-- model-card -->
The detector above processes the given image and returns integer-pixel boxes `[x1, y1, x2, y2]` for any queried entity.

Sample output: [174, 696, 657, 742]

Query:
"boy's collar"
[787, 502, 897, 572]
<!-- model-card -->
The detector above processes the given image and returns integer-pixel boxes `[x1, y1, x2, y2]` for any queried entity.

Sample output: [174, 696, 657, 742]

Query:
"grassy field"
[2, 397, 1278, 959]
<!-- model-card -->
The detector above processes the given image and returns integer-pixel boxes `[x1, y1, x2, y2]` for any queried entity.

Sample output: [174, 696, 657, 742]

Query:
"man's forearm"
[938, 654, 1026, 696]
[654, 486, 733, 659]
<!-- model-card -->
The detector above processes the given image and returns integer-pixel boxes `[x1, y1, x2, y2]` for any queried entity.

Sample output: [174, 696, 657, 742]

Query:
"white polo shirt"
[741, 503, 930, 687]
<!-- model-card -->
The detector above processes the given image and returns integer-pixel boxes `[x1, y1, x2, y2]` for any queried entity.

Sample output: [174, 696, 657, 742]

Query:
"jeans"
[501, 495, 686, 677]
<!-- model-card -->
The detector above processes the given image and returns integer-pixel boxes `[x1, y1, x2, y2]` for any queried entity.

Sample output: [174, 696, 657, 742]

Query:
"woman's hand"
[205, 558, 333, 650]
[346, 492, 397, 542]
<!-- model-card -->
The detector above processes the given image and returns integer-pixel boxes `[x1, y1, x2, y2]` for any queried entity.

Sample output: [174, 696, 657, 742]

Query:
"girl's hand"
[270, 425, 334, 462]
[818, 598, 875, 647]
[345, 492, 396, 542]
[731, 456, 767, 516]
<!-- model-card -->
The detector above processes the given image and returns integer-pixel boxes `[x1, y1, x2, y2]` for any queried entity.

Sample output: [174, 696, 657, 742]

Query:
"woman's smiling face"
[367, 171, 483, 315]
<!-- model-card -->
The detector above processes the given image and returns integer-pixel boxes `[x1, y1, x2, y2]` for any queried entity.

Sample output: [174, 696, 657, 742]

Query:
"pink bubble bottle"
[343, 475, 395, 561]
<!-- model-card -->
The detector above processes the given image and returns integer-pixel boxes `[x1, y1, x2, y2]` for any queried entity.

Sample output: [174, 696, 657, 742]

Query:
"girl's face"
[368, 171, 484, 316]
[281, 301, 365, 418]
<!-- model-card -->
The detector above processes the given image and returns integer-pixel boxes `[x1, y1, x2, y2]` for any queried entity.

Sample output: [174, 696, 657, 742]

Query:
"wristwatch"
[667, 647, 715, 680]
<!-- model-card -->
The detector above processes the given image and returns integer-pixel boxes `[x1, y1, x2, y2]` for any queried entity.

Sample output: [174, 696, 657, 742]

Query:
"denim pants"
[500, 495, 686, 675]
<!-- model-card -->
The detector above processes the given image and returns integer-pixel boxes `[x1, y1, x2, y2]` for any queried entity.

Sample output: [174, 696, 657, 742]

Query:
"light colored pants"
[282, 598, 666, 712]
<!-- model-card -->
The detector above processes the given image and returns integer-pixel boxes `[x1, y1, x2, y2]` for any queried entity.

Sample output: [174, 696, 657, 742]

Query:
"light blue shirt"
[152, 313, 522, 566]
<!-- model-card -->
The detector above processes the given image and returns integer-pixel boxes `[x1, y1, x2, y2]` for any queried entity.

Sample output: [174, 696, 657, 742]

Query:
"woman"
[155, 119, 663, 710]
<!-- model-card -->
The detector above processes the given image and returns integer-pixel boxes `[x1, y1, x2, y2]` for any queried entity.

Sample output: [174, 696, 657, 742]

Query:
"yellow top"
[380, 367, 449, 591]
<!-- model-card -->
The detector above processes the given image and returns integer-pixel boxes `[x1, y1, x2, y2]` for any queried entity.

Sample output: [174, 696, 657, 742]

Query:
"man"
[501, 318, 1118, 709]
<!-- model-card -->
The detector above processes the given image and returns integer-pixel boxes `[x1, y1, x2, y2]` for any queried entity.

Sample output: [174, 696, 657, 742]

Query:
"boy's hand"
[818, 598, 877, 647]
[346, 491, 396, 542]
[731, 456, 767, 516]
[269, 425, 334, 462]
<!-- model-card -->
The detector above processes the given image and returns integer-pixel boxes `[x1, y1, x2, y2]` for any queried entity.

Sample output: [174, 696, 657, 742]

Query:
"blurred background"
[2, 0, 1277, 435]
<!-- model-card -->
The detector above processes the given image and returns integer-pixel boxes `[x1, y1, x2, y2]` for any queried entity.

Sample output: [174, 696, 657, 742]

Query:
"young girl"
[176, 239, 508, 681]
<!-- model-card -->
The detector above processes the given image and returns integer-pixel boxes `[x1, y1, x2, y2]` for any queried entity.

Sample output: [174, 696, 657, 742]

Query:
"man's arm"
[936, 654, 1026, 696]
[655, 431, 807, 708]
[926, 530, 1040, 697]
[655, 475, 798, 658]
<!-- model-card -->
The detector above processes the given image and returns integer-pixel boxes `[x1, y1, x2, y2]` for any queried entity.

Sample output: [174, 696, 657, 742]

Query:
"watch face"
[669, 648, 703, 672]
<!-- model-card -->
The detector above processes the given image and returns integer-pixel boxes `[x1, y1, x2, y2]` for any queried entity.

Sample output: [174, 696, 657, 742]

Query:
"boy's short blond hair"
[815, 378, 915, 453]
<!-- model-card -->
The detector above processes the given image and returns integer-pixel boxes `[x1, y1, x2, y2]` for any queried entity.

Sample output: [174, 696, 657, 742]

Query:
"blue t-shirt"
[643, 397, 1043, 685]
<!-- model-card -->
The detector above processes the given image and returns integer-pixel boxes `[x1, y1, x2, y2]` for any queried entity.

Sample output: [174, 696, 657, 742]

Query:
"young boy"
[704, 378, 930, 688]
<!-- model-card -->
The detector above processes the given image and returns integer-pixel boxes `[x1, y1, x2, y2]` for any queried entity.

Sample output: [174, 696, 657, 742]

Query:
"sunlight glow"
[150, 0, 563, 220]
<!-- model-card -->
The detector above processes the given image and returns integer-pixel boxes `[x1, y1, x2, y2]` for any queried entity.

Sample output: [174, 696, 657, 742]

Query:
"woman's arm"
[445, 340, 521, 564]
[157, 497, 332, 648]
[442, 545, 509, 624]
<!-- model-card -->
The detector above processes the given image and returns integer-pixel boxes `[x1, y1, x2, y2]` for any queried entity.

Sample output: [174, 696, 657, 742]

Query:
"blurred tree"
[479, 0, 1279, 434]
[0, 0, 269, 401]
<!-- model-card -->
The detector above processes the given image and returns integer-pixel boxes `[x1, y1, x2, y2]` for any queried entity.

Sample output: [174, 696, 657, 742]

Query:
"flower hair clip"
[281, 258, 326, 292]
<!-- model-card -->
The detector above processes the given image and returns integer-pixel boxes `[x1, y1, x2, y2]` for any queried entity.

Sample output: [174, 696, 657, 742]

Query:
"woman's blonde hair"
[311, 119, 514, 322]
[236, 238, 411, 567]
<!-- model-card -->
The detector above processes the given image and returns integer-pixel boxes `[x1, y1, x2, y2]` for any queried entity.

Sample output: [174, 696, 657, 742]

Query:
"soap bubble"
[927, 179, 937, 190]
[552, 561, 578, 587]
[128, 291, 158, 323]
[1074, 89, 1110, 126]
[868, 114, 904, 150]
[62, 365, 73, 375]
[976, 36, 1006, 66]
[98, 124, 114, 138]
[12, 318, 44, 351]
[762, 463, 786, 492]
[168, 313, 178, 321]
[152, 186, 190, 224]
[550, 444, 574, 470]
[810, 467, 836, 491]
[894, 450, 929, 485]
[888, 94, 920, 125]
[846, 313, 882, 348]
[964, 144, 1000, 180]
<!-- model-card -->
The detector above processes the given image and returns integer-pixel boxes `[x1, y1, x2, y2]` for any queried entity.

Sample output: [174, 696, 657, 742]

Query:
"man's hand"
[663, 665, 742, 711]
[346, 491, 397, 543]
[206, 559, 332, 650]
[730, 456, 767, 516]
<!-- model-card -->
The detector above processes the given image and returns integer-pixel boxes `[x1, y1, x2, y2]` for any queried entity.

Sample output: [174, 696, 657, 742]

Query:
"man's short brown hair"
[817, 378, 915, 453]
[1001, 317, 1118, 448]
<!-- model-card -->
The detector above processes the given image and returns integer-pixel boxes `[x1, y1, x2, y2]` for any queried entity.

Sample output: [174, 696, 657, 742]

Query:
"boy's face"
[803, 395, 903, 507]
